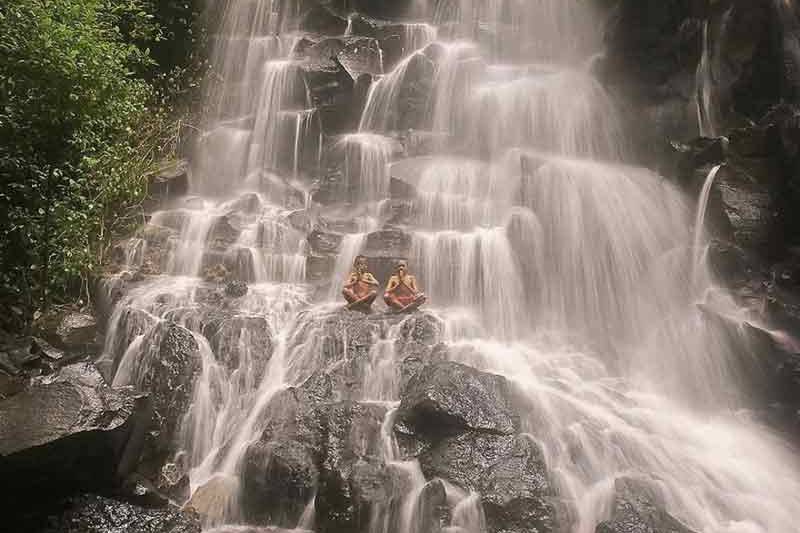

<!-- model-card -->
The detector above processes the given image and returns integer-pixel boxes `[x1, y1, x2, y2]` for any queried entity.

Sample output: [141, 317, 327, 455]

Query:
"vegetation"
[0, 0, 206, 329]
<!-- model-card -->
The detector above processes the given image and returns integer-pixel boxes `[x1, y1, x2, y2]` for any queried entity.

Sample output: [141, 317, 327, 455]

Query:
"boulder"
[301, 55, 356, 135]
[419, 432, 555, 533]
[400, 361, 518, 436]
[206, 315, 273, 378]
[314, 401, 391, 533]
[131, 323, 201, 474]
[56, 311, 98, 350]
[242, 439, 319, 526]
[13, 494, 201, 533]
[0, 363, 151, 500]
[596, 477, 697, 533]
[224, 280, 249, 298]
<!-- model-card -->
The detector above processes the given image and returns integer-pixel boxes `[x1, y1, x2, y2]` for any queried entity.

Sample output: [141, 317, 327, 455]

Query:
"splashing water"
[100, 1, 800, 532]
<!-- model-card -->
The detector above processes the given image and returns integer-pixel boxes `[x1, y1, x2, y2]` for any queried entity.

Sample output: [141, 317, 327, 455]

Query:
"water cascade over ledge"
[100, 1, 800, 533]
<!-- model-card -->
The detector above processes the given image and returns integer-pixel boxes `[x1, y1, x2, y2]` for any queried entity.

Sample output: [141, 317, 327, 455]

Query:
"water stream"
[102, 1, 800, 532]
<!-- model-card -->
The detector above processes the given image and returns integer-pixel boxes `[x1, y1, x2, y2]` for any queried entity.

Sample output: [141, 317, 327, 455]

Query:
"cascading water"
[103, 1, 800, 532]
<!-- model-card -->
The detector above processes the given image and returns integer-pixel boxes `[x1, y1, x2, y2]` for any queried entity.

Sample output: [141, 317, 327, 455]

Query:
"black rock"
[0, 363, 151, 502]
[400, 361, 518, 435]
[224, 280, 249, 298]
[596, 477, 697, 533]
[419, 432, 555, 533]
[130, 322, 201, 476]
[300, 5, 348, 35]
[308, 228, 345, 255]
[314, 401, 391, 533]
[242, 438, 319, 526]
[714, 160, 784, 256]
[14, 494, 201, 533]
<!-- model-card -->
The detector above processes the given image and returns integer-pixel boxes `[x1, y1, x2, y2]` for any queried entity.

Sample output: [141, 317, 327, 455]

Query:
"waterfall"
[692, 164, 723, 285]
[99, 1, 800, 532]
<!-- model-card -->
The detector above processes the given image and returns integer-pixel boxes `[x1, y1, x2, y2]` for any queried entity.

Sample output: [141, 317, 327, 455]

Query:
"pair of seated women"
[342, 256, 427, 313]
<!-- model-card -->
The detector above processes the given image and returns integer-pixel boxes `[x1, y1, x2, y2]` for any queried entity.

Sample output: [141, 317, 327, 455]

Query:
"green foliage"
[0, 0, 205, 327]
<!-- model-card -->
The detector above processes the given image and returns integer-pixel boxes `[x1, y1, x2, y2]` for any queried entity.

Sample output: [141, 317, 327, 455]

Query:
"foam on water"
[100, 1, 800, 532]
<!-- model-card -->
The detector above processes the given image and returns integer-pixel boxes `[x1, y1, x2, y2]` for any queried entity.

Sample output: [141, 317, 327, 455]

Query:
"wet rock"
[348, 15, 406, 69]
[400, 361, 518, 435]
[157, 461, 191, 502]
[147, 159, 190, 209]
[309, 228, 344, 255]
[206, 314, 273, 383]
[729, 124, 779, 158]
[307, 254, 335, 283]
[0, 364, 151, 498]
[300, 5, 348, 35]
[596, 477, 697, 533]
[705, 239, 751, 285]
[713, 160, 784, 255]
[344, 0, 416, 20]
[17, 494, 201, 533]
[56, 311, 98, 349]
[416, 479, 450, 533]
[288, 209, 315, 233]
[667, 138, 726, 188]
[338, 37, 384, 76]
[116, 473, 172, 509]
[365, 227, 412, 258]
[314, 401, 391, 533]
[203, 263, 231, 283]
[227, 192, 262, 214]
[599, 1, 703, 163]
[132, 323, 201, 475]
[187, 474, 240, 526]
[208, 216, 241, 251]
[242, 439, 319, 526]
[30, 335, 66, 362]
[224, 280, 249, 298]
[390, 176, 418, 199]
[301, 53, 356, 135]
[419, 432, 555, 533]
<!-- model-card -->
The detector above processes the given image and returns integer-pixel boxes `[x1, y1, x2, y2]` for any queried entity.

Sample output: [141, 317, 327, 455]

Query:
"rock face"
[12, 494, 201, 533]
[420, 432, 554, 533]
[235, 310, 449, 530]
[130, 322, 201, 478]
[596, 477, 697, 533]
[400, 361, 519, 435]
[397, 359, 556, 533]
[0, 362, 151, 500]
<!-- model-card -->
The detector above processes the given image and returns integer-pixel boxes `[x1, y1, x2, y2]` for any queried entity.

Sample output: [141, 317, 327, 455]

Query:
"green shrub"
[0, 0, 203, 327]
